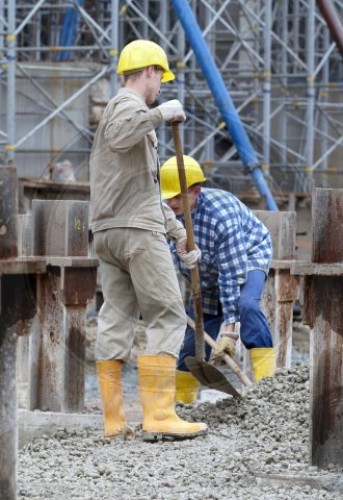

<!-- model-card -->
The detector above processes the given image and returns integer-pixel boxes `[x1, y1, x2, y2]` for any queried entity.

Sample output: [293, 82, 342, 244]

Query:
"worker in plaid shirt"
[161, 155, 276, 403]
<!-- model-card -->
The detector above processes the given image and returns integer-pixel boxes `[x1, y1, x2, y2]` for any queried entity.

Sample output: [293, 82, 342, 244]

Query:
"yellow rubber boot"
[175, 370, 200, 404]
[137, 355, 208, 441]
[96, 360, 133, 438]
[250, 348, 276, 383]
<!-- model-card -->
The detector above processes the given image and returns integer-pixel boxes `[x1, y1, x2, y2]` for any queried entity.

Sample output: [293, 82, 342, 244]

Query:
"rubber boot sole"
[142, 428, 208, 442]
[105, 425, 135, 440]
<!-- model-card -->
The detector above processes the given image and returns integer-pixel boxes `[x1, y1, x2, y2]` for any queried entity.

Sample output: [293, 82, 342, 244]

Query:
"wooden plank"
[291, 261, 343, 276]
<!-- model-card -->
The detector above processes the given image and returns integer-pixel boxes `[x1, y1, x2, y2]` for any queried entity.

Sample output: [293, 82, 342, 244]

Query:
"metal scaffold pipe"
[171, 0, 278, 211]
[317, 0, 343, 58]
[6, 0, 16, 163]
[110, 0, 119, 95]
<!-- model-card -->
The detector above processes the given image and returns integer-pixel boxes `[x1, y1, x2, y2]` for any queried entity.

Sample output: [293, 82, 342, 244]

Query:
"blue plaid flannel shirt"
[167, 188, 272, 324]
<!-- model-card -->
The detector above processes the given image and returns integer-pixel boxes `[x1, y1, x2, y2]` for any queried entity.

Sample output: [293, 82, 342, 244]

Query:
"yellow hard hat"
[160, 155, 207, 199]
[117, 40, 175, 83]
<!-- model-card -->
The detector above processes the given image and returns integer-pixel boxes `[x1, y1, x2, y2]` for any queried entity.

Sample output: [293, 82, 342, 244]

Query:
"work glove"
[176, 238, 201, 270]
[211, 332, 239, 365]
[157, 99, 186, 123]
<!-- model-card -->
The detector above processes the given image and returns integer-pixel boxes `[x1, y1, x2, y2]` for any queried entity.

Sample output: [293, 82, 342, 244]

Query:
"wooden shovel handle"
[172, 122, 205, 362]
[171, 123, 195, 251]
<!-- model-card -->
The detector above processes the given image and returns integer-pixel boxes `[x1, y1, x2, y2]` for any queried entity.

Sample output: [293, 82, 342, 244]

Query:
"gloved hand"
[157, 99, 186, 122]
[211, 332, 239, 365]
[176, 238, 201, 270]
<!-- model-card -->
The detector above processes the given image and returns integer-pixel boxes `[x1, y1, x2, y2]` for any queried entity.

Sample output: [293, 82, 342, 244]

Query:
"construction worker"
[160, 155, 276, 403]
[89, 40, 207, 441]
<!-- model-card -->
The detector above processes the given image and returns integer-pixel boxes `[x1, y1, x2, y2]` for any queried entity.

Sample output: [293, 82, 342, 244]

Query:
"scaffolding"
[0, 0, 342, 194]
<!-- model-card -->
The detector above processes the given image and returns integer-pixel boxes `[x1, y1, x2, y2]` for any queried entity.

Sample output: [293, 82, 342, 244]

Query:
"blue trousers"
[177, 270, 273, 372]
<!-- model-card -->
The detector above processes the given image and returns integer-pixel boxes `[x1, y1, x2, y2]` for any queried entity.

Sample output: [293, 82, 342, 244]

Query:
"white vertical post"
[304, 0, 315, 189]
[0, 0, 4, 137]
[176, 11, 186, 147]
[110, 0, 119, 97]
[262, 0, 272, 175]
[319, 28, 329, 187]
[280, 0, 288, 167]
[6, 0, 16, 163]
[157, 0, 168, 161]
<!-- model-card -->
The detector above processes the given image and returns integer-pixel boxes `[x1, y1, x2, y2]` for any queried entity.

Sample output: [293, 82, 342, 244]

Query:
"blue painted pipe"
[56, 0, 83, 62]
[171, 0, 278, 211]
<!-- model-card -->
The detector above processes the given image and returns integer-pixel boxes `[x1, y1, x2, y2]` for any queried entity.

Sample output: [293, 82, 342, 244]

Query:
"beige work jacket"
[90, 87, 185, 241]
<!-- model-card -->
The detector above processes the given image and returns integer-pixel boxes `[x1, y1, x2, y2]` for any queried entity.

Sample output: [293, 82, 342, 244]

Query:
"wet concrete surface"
[17, 320, 343, 499]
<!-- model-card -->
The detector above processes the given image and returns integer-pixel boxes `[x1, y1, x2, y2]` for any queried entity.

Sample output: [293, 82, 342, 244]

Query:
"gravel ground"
[18, 361, 343, 500]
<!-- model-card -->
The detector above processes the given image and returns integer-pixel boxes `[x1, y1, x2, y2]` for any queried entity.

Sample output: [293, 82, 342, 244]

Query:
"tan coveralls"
[90, 88, 187, 361]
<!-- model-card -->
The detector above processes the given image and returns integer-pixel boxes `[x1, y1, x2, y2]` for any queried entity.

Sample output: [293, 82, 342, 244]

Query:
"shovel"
[171, 122, 241, 398]
[186, 315, 252, 388]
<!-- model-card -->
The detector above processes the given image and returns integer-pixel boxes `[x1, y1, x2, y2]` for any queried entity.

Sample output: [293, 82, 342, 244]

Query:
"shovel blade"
[185, 356, 241, 398]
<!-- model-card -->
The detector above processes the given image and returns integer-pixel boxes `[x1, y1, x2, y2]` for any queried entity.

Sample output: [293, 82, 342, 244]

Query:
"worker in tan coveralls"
[89, 40, 207, 441]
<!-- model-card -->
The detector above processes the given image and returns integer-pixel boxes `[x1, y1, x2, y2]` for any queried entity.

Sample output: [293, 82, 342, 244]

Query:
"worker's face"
[145, 66, 163, 105]
[166, 186, 200, 216]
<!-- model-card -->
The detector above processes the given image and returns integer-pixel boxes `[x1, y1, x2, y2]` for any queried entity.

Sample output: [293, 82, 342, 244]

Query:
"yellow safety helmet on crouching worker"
[160, 155, 207, 199]
[117, 40, 175, 83]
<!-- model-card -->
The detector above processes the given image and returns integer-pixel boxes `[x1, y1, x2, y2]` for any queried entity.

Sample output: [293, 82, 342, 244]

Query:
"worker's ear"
[193, 185, 201, 197]
[146, 66, 155, 78]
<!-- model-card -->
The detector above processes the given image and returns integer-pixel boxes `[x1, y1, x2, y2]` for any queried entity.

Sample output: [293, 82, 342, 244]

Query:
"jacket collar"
[117, 87, 146, 105]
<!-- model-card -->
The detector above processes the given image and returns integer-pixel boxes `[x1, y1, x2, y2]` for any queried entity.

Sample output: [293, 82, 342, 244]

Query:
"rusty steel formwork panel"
[30, 270, 65, 412]
[291, 188, 343, 469]
[274, 271, 300, 367]
[0, 312, 17, 500]
[309, 276, 343, 468]
[26, 200, 97, 413]
[257, 211, 299, 371]
[312, 189, 343, 264]
[29, 268, 90, 413]
[61, 267, 97, 307]
[307, 189, 343, 469]
[1, 173, 98, 497]
[0, 274, 38, 500]
[0, 167, 18, 259]
[31, 199, 89, 257]
[28, 266, 97, 413]
[254, 210, 297, 260]
[261, 269, 300, 369]
[0, 165, 44, 500]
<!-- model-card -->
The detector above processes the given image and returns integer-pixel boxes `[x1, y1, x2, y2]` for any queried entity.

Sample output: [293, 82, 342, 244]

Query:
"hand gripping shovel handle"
[172, 122, 205, 362]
